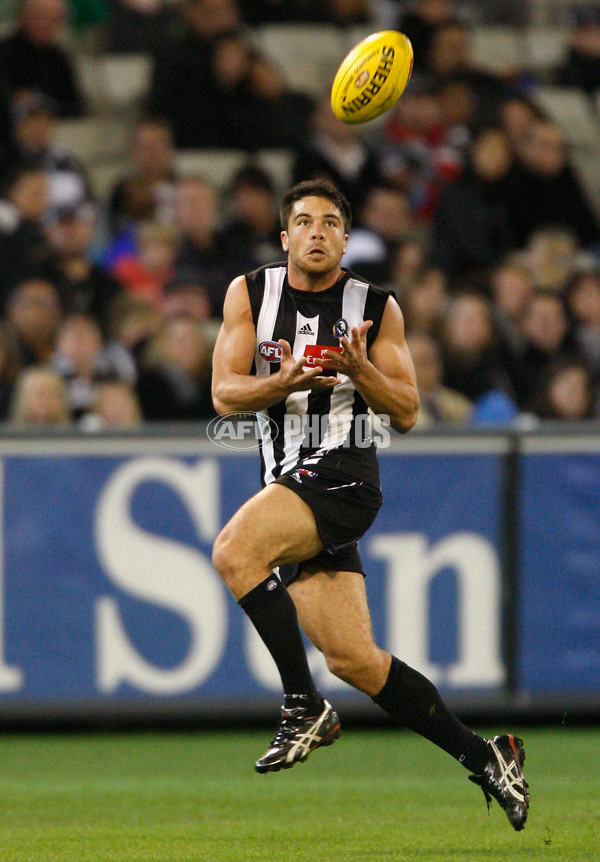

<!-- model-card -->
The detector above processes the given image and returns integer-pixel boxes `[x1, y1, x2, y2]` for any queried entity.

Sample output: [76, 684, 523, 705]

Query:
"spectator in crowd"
[436, 75, 474, 152]
[0, 321, 23, 420]
[407, 329, 473, 426]
[503, 119, 599, 249]
[391, 236, 429, 293]
[102, 175, 158, 271]
[293, 94, 383, 214]
[149, 0, 241, 147]
[531, 356, 595, 420]
[52, 313, 136, 419]
[1, 90, 91, 208]
[343, 184, 413, 284]
[525, 226, 579, 292]
[178, 31, 314, 149]
[401, 266, 448, 336]
[173, 175, 253, 317]
[432, 127, 515, 283]
[223, 164, 282, 267]
[489, 256, 535, 364]
[111, 220, 179, 308]
[107, 117, 176, 238]
[43, 200, 123, 330]
[161, 273, 212, 324]
[426, 20, 506, 128]
[105, 293, 161, 364]
[5, 277, 63, 366]
[0, 164, 52, 299]
[557, 7, 600, 95]
[238, 0, 369, 23]
[8, 366, 72, 425]
[136, 315, 214, 420]
[476, 0, 531, 25]
[509, 288, 580, 409]
[0, 65, 10, 154]
[81, 380, 143, 429]
[227, 41, 313, 149]
[439, 291, 516, 405]
[150, 1, 311, 149]
[565, 263, 600, 381]
[180, 0, 240, 39]
[103, 0, 178, 55]
[325, 0, 374, 23]
[499, 94, 546, 155]
[395, 0, 456, 74]
[376, 74, 464, 220]
[0, 0, 84, 116]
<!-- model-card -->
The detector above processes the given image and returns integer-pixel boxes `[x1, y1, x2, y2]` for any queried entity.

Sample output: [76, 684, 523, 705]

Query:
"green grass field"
[0, 726, 598, 861]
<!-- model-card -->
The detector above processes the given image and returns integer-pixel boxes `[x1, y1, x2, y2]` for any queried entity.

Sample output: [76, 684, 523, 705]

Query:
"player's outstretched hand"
[320, 321, 373, 378]
[278, 339, 340, 392]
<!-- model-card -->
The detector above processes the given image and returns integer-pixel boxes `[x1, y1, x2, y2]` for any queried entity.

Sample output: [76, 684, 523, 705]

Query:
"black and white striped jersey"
[246, 262, 393, 489]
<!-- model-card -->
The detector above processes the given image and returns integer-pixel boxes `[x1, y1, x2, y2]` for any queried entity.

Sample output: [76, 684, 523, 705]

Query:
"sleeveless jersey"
[246, 262, 393, 489]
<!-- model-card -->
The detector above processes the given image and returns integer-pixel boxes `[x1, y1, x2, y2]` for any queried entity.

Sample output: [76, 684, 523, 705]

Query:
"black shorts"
[275, 466, 382, 586]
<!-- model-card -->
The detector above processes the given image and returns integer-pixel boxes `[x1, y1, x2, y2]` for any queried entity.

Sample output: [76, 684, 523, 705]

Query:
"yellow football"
[331, 30, 413, 125]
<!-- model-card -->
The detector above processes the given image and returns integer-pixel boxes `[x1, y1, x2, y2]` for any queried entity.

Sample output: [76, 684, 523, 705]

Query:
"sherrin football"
[331, 31, 413, 124]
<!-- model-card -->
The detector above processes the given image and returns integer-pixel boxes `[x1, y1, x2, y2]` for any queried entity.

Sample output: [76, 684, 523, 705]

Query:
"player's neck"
[287, 263, 344, 293]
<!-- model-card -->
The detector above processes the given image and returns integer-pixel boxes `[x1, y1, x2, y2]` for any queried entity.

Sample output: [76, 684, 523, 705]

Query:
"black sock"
[239, 575, 321, 714]
[373, 656, 490, 773]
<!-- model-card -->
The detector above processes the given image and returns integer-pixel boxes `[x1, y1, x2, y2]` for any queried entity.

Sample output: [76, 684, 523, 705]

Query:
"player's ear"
[343, 233, 348, 254]
[280, 230, 289, 252]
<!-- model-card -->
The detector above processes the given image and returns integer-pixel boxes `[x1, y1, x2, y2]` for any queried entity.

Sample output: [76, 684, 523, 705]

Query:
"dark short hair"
[280, 180, 352, 232]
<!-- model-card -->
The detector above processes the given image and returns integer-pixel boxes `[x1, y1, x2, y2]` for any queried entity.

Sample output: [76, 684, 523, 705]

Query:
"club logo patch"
[333, 318, 349, 339]
[290, 468, 317, 483]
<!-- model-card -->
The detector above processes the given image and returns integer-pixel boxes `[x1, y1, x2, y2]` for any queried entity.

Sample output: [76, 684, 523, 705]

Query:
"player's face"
[281, 196, 348, 277]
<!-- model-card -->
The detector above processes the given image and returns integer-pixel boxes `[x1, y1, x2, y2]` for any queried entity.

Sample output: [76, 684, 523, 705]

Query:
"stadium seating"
[250, 24, 343, 96]
[525, 27, 569, 73]
[172, 150, 247, 188]
[256, 149, 294, 195]
[471, 26, 524, 74]
[533, 86, 600, 147]
[98, 53, 153, 113]
[170, 149, 294, 195]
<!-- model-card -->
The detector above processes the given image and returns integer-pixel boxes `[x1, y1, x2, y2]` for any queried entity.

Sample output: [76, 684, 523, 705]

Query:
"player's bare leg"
[290, 568, 529, 829]
[289, 567, 390, 695]
[212, 483, 340, 773]
[212, 482, 323, 599]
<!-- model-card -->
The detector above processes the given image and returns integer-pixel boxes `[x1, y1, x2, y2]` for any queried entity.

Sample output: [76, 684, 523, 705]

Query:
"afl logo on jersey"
[259, 340, 282, 362]
[333, 318, 349, 339]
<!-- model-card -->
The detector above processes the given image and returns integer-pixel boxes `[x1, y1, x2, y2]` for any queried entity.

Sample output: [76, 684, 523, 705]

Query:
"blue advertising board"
[0, 434, 509, 718]
[518, 436, 600, 694]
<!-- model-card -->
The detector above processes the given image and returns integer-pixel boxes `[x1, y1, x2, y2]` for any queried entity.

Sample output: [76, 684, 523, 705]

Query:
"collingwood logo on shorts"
[290, 468, 317, 483]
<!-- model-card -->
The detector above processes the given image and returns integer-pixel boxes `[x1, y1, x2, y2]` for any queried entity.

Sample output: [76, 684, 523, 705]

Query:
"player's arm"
[211, 276, 340, 415]
[321, 295, 419, 433]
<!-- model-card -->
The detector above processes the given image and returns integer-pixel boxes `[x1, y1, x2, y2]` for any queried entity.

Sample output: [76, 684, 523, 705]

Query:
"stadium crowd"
[2, 0, 600, 428]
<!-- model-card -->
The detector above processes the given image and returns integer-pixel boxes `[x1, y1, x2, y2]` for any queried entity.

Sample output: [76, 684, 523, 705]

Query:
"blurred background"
[0, 0, 599, 728]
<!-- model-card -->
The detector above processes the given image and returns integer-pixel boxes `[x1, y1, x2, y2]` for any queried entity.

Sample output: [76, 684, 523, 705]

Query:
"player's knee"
[325, 651, 369, 687]
[211, 530, 239, 583]
[325, 647, 387, 693]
